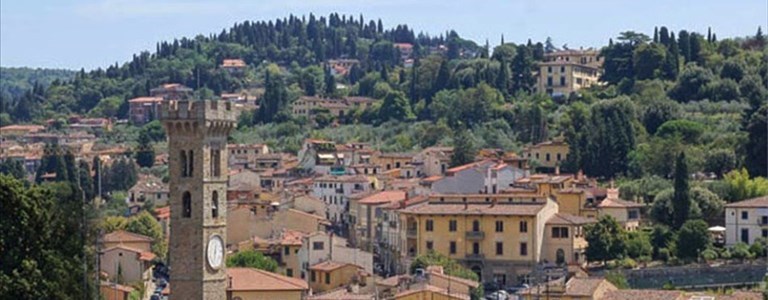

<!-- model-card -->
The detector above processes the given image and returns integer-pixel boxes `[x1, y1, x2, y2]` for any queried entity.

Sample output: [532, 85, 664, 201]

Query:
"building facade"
[725, 196, 768, 246]
[535, 49, 603, 97]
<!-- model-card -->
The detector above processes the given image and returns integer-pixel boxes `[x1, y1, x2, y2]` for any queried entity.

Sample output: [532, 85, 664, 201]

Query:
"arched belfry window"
[180, 150, 188, 177]
[212, 191, 219, 218]
[182, 192, 192, 218]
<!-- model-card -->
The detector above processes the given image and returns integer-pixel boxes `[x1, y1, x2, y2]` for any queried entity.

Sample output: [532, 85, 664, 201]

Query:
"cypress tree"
[678, 30, 691, 62]
[135, 131, 155, 168]
[672, 151, 691, 229]
[659, 26, 670, 47]
[653, 27, 659, 43]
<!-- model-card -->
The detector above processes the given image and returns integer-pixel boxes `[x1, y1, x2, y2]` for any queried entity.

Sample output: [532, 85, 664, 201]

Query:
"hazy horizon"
[2, 0, 766, 70]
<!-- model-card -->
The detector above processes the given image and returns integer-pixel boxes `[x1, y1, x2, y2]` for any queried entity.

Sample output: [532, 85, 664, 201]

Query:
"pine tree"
[135, 131, 155, 168]
[672, 151, 691, 229]
[450, 128, 477, 167]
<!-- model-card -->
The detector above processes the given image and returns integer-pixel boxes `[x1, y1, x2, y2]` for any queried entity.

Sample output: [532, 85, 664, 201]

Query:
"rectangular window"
[560, 66, 565, 73]
[313, 241, 324, 250]
[426, 241, 433, 250]
[286, 268, 293, 277]
[450, 241, 457, 254]
[472, 242, 480, 254]
[426, 219, 434, 232]
[547, 66, 552, 73]
[763, 229, 768, 238]
[520, 221, 528, 233]
[520, 242, 528, 256]
[742, 211, 749, 220]
[762, 216, 768, 225]
[547, 77, 553, 87]
[325, 273, 331, 284]
[449, 220, 457, 232]
[496, 242, 504, 255]
[556, 153, 561, 161]
[742, 228, 750, 243]
[560, 76, 566, 86]
[546, 153, 551, 162]
[495, 220, 504, 232]
[628, 210, 639, 220]
[552, 227, 570, 238]
[311, 271, 316, 282]
[284, 246, 290, 256]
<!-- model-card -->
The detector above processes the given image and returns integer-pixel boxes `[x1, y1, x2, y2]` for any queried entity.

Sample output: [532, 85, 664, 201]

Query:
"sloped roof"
[601, 289, 683, 300]
[358, 190, 406, 205]
[547, 213, 596, 226]
[103, 230, 153, 243]
[227, 267, 308, 291]
[725, 196, 768, 208]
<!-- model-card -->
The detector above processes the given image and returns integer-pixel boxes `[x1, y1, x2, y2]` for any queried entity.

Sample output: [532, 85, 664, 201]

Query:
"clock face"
[207, 235, 224, 270]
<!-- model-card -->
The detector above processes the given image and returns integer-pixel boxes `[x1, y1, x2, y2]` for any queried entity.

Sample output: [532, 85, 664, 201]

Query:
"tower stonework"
[161, 100, 235, 300]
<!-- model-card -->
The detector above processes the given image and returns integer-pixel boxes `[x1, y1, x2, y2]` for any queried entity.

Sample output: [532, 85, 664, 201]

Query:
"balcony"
[465, 253, 485, 261]
[466, 231, 485, 240]
[407, 228, 418, 238]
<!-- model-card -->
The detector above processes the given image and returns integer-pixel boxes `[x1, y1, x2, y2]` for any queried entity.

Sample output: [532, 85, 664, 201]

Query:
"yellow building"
[399, 194, 558, 287]
[277, 229, 306, 279]
[522, 138, 569, 171]
[598, 188, 643, 231]
[543, 214, 593, 266]
[535, 49, 603, 97]
[309, 261, 366, 293]
[394, 285, 470, 300]
[374, 152, 416, 171]
[226, 267, 308, 300]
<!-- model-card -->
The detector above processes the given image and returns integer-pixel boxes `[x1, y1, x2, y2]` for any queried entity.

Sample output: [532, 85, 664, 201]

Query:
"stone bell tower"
[161, 99, 235, 300]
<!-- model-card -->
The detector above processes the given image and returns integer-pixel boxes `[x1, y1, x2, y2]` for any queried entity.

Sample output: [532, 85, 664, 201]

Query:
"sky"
[1, 0, 766, 70]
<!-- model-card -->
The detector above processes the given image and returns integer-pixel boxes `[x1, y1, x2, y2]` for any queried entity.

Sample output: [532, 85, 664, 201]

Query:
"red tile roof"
[546, 213, 596, 226]
[227, 267, 308, 291]
[310, 260, 360, 272]
[221, 59, 246, 68]
[358, 190, 406, 205]
[128, 96, 164, 103]
[103, 230, 153, 243]
[601, 289, 683, 300]
[725, 196, 768, 208]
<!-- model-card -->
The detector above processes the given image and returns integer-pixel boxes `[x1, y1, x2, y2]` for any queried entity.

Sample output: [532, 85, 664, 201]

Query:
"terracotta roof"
[446, 159, 491, 174]
[279, 229, 307, 246]
[155, 206, 170, 219]
[221, 59, 246, 68]
[315, 174, 369, 183]
[359, 190, 406, 205]
[547, 213, 595, 226]
[429, 269, 479, 288]
[227, 267, 308, 291]
[400, 202, 545, 216]
[598, 197, 644, 208]
[103, 230, 153, 243]
[422, 175, 443, 183]
[306, 287, 374, 300]
[703, 291, 763, 300]
[376, 274, 409, 287]
[100, 281, 135, 293]
[725, 196, 768, 208]
[394, 284, 470, 300]
[565, 278, 611, 296]
[102, 245, 156, 261]
[601, 289, 683, 300]
[310, 260, 359, 272]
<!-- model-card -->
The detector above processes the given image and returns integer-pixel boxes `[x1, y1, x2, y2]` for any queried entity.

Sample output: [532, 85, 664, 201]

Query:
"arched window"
[180, 150, 188, 177]
[556, 249, 565, 265]
[188, 150, 194, 177]
[212, 191, 219, 218]
[182, 192, 192, 218]
[472, 220, 480, 232]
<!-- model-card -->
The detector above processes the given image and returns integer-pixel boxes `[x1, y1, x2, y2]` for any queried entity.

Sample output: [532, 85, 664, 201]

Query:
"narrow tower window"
[180, 150, 188, 177]
[182, 191, 192, 218]
[212, 191, 219, 218]
[188, 150, 194, 177]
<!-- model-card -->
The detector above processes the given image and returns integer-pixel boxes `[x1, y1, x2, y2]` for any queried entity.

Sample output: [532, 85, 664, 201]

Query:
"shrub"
[701, 248, 718, 261]
[620, 258, 638, 269]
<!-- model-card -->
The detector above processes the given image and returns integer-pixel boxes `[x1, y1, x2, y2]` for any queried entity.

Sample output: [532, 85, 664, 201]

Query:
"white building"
[311, 175, 372, 223]
[725, 196, 768, 246]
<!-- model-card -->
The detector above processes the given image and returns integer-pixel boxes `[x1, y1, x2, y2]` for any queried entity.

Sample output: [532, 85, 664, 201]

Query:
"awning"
[708, 226, 726, 232]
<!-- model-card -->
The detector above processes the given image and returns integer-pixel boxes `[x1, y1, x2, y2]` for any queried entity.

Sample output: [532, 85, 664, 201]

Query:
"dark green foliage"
[744, 105, 768, 177]
[633, 43, 667, 80]
[640, 97, 682, 135]
[135, 130, 155, 168]
[510, 46, 536, 93]
[450, 128, 477, 167]
[625, 231, 653, 259]
[378, 91, 415, 122]
[585, 215, 627, 263]
[669, 64, 715, 101]
[672, 152, 691, 229]
[102, 158, 138, 194]
[256, 66, 290, 124]
[0, 159, 26, 180]
[582, 97, 636, 178]
[226, 249, 278, 272]
[650, 225, 674, 259]
[655, 119, 704, 143]
[703, 148, 737, 178]
[676, 220, 711, 259]
[0, 175, 97, 298]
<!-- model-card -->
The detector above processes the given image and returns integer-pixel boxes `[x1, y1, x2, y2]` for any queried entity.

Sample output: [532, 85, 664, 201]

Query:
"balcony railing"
[466, 231, 485, 240]
[407, 228, 418, 238]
